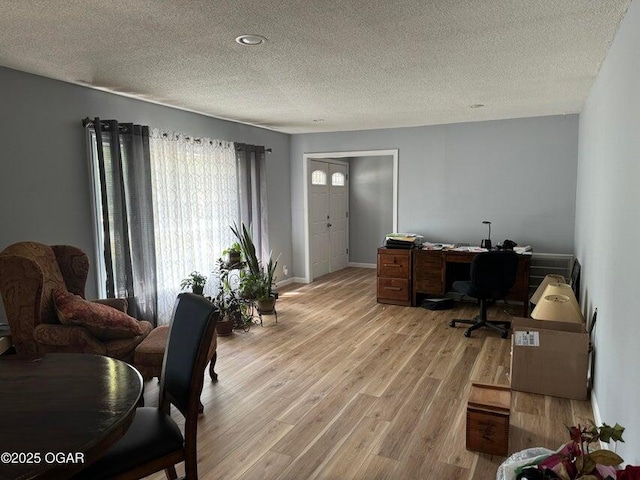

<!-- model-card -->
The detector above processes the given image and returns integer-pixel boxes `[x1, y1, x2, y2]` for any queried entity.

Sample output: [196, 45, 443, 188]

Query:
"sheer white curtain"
[149, 130, 239, 323]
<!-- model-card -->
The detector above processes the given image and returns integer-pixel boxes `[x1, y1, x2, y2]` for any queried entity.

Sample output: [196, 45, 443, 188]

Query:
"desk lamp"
[481, 221, 492, 250]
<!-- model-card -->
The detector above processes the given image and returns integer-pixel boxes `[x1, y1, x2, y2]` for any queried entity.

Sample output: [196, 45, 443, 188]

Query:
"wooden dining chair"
[75, 293, 218, 480]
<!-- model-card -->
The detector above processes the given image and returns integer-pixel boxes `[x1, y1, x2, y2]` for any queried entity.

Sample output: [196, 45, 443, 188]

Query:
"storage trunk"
[466, 383, 511, 456]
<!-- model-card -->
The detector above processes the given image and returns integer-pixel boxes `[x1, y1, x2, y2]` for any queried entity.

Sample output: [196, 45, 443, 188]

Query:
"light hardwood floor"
[147, 267, 592, 480]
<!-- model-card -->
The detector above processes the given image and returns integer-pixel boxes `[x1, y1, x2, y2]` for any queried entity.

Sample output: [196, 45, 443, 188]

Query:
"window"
[87, 119, 269, 324]
[331, 172, 345, 186]
[311, 169, 327, 185]
[148, 131, 239, 321]
[88, 122, 240, 323]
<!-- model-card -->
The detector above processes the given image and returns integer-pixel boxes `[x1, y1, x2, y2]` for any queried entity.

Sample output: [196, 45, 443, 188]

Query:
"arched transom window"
[331, 172, 345, 186]
[311, 169, 327, 185]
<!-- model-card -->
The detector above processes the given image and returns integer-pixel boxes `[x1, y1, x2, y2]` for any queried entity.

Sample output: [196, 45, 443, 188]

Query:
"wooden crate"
[466, 383, 511, 456]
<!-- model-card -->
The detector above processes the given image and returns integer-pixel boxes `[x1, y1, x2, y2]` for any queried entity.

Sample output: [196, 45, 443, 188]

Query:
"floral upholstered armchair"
[0, 242, 152, 362]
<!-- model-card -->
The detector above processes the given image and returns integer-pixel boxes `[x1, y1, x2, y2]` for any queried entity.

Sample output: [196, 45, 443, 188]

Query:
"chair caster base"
[449, 320, 456, 328]
[464, 330, 472, 338]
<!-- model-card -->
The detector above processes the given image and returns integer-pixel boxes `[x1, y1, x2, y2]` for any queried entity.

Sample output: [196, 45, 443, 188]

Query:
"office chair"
[449, 251, 519, 339]
[75, 293, 218, 480]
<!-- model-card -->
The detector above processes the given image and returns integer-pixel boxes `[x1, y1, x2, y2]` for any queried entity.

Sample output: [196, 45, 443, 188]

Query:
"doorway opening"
[303, 149, 399, 283]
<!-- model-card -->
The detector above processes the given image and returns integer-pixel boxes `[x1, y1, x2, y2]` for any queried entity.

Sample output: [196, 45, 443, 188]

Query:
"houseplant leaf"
[611, 423, 625, 442]
[581, 455, 596, 474]
[231, 222, 260, 276]
[587, 449, 624, 467]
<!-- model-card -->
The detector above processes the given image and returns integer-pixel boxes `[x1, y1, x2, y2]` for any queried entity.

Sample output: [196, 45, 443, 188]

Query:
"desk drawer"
[377, 278, 410, 303]
[378, 252, 410, 278]
[444, 252, 474, 264]
[414, 276, 444, 295]
[413, 251, 443, 293]
[414, 250, 443, 268]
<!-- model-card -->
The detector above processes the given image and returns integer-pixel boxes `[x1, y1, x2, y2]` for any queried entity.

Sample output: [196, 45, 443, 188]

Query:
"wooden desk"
[0, 353, 142, 480]
[413, 249, 531, 316]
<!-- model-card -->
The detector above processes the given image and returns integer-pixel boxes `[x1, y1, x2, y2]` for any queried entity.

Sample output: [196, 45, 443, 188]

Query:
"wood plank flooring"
[146, 267, 592, 480]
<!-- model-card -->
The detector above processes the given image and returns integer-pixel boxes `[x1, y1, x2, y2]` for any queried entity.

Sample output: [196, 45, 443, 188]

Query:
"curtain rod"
[83, 117, 271, 153]
[237, 146, 273, 153]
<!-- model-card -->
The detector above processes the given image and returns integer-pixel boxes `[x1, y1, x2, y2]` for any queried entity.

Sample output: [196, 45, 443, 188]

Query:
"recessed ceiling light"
[313, 119, 325, 122]
[470, 104, 485, 109]
[235, 34, 267, 46]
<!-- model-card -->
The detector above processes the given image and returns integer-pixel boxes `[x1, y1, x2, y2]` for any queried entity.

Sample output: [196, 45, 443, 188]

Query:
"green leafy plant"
[238, 271, 264, 300]
[262, 255, 277, 299]
[230, 222, 260, 276]
[230, 222, 278, 300]
[213, 258, 252, 330]
[222, 242, 242, 261]
[180, 271, 207, 295]
[221, 242, 242, 256]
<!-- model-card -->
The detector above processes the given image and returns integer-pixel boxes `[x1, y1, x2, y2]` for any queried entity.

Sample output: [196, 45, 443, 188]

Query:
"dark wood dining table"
[0, 353, 142, 480]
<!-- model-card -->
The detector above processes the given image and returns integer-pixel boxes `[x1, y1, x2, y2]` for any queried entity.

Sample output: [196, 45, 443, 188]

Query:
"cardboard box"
[466, 383, 511, 456]
[510, 317, 589, 400]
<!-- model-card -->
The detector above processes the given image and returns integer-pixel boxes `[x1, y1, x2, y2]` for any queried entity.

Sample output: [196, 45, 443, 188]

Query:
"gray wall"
[575, 0, 639, 463]
[291, 115, 579, 278]
[0, 67, 292, 321]
[346, 156, 393, 264]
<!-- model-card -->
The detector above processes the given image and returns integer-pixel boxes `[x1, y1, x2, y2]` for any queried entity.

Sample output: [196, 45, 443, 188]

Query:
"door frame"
[303, 149, 399, 283]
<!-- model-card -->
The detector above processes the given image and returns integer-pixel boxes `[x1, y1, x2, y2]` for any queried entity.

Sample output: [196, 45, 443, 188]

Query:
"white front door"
[309, 160, 330, 278]
[308, 160, 349, 280]
[329, 163, 348, 272]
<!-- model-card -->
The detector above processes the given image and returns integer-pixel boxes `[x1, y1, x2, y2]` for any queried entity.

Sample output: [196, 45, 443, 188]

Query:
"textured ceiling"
[0, 1, 631, 133]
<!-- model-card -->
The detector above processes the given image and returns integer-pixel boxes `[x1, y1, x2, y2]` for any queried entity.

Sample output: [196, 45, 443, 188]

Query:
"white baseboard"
[347, 262, 376, 268]
[276, 278, 295, 288]
[591, 389, 611, 450]
[591, 389, 603, 426]
[291, 276, 308, 284]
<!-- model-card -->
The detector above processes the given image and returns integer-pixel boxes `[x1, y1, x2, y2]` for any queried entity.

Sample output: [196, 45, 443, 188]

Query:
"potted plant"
[180, 271, 207, 295]
[255, 256, 277, 313]
[222, 242, 242, 266]
[212, 258, 252, 334]
[212, 286, 241, 336]
[516, 421, 625, 479]
[230, 222, 279, 314]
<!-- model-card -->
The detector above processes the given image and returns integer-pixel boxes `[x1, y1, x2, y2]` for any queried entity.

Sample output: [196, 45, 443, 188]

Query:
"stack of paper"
[384, 233, 423, 249]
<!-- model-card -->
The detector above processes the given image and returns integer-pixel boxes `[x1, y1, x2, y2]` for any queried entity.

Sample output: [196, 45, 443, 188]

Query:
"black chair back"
[160, 293, 218, 417]
[470, 251, 520, 295]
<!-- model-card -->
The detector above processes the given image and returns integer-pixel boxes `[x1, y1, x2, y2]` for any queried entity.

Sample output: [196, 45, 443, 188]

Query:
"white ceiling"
[0, 1, 631, 134]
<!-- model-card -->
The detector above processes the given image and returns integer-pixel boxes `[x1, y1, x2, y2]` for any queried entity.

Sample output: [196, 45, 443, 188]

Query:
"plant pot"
[226, 251, 241, 265]
[226, 311, 244, 330]
[192, 285, 204, 296]
[256, 296, 276, 314]
[216, 317, 234, 336]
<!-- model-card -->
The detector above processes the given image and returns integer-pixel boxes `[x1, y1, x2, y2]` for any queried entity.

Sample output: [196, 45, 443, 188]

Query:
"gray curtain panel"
[89, 118, 158, 325]
[236, 143, 270, 262]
